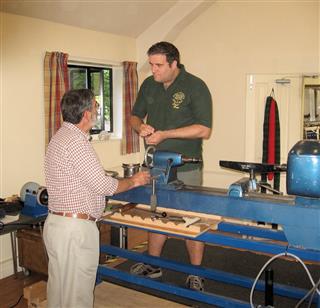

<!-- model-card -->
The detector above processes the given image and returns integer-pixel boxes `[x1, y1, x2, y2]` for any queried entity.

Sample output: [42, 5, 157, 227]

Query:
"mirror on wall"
[302, 76, 320, 140]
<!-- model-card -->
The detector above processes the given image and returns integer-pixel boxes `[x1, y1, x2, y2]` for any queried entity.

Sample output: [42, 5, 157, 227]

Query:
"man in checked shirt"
[43, 89, 150, 308]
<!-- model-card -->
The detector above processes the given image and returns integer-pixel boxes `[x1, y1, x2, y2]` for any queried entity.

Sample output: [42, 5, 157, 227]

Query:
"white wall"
[170, 1, 319, 187]
[1, 1, 319, 278]
[319, 2, 320, 73]
[0, 12, 140, 278]
[1, 12, 141, 196]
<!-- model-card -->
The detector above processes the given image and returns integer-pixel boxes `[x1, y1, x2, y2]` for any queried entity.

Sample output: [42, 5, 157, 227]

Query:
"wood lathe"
[98, 141, 320, 307]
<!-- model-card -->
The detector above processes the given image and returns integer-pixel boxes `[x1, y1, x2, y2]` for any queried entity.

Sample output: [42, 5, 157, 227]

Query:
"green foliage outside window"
[68, 65, 113, 133]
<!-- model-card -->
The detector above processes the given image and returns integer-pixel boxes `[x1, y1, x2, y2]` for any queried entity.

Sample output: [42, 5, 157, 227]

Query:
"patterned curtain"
[121, 61, 140, 155]
[44, 52, 70, 148]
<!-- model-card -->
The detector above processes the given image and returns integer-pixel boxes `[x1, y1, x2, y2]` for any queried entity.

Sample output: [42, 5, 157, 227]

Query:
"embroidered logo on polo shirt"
[172, 92, 185, 109]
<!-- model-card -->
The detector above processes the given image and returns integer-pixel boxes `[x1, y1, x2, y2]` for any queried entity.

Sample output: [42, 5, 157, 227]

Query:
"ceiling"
[0, 0, 179, 38]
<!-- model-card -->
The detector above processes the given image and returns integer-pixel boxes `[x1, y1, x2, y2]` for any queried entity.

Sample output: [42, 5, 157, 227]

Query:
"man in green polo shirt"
[130, 41, 213, 291]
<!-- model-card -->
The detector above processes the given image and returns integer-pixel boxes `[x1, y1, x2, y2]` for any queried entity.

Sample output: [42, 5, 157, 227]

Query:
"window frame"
[68, 64, 113, 135]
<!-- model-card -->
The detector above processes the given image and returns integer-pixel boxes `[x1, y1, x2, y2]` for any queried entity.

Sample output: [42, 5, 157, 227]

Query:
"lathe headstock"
[144, 146, 202, 185]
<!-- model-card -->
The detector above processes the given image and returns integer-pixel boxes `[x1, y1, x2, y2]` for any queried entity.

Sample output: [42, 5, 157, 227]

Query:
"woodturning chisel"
[150, 177, 157, 212]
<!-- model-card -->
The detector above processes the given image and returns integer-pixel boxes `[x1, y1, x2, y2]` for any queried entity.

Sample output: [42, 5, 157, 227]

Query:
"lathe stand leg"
[119, 227, 128, 249]
[10, 231, 18, 278]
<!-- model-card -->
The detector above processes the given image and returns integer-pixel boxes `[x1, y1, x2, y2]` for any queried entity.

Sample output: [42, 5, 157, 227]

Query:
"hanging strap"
[262, 95, 281, 193]
[273, 101, 281, 191]
[267, 98, 276, 180]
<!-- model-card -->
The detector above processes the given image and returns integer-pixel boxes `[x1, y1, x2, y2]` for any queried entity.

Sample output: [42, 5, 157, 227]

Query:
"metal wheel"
[20, 182, 40, 202]
[144, 146, 156, 168]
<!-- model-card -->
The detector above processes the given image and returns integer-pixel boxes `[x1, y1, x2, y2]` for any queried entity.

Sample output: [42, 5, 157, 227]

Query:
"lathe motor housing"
[287, 139, 320, 198]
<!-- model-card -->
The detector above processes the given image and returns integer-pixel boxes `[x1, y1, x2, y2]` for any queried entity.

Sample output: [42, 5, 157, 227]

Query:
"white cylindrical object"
[308, 88, 316, 121]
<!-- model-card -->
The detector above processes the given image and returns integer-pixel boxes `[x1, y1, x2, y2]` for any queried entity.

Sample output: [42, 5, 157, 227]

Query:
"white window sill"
[90, 132, 121, 143]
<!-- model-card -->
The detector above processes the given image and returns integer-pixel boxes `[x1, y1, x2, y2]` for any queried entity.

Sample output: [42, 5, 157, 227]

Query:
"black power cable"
[9, 294, 23, 308]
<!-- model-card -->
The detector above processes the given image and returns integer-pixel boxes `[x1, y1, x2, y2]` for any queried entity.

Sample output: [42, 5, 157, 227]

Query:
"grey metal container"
[122, 163, 140, 178]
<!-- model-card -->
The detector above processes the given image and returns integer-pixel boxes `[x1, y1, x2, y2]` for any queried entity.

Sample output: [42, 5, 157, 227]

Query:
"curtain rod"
[68, 55, 123, 67]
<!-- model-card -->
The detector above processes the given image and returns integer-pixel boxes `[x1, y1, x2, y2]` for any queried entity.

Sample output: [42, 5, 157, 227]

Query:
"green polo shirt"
[132, 65, 212, 171]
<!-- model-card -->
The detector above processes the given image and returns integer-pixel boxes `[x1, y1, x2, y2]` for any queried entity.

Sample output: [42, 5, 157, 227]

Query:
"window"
[68, 65, 113, 134]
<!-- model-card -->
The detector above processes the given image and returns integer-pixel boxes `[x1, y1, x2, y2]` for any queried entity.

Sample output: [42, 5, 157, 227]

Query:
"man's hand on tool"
[131, 171, 151, 187]
[115, 171, 150, 193]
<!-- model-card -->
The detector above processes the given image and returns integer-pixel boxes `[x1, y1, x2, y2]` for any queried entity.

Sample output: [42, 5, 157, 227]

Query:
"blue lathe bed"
[98, 141, 320, 307]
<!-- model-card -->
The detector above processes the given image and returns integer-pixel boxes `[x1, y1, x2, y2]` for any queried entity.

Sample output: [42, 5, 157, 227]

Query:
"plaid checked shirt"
[44, 122, 119, 218]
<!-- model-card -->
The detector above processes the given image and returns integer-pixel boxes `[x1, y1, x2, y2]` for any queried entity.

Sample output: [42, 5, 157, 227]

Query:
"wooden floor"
[94, 282, 187, 308]
[0, 271, 187, 308]
[1, 226, 175, 308]
[0, 271, 47, 308]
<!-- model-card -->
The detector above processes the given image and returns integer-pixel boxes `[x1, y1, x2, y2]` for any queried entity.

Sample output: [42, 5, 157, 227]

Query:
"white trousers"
[43, 213, 99, 308]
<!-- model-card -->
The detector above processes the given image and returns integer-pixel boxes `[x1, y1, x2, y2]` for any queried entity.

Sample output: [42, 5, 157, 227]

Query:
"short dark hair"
[61, 89, 94, 124]
[147, 41, 181, 67]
